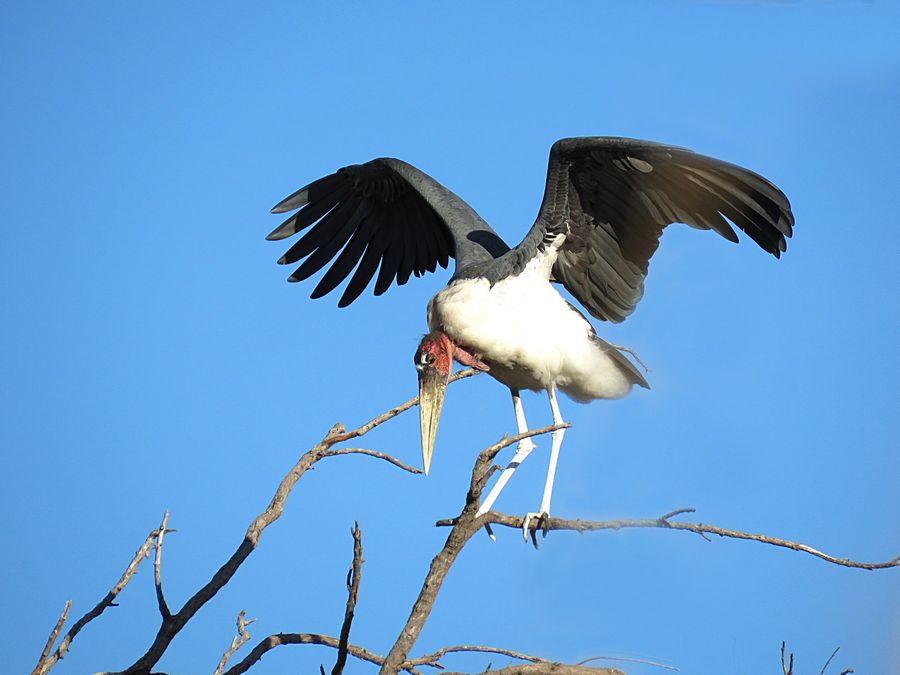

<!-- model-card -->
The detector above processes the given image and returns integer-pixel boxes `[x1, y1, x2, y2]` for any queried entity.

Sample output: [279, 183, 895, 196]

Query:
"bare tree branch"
[34, 524, 165, 674]
[578, 655, 678, 671]
[781, 642, 794, 675]
[153, 511, 172, 620]
[820, 647, 840, 675]
[328, 369, 479, 446]
[379, 424, 570, 674]
[407, 645, 626, 673]
[436, 509, 900, 571]
[222, 633, 623, 675]
[122, 425, 342, 673]
[408, 646, 667, 673]
[333, 523, 364, 675]
[406, 644, 544, 668]
[214, 611, 255, 675]
[324, 447, 423, 474]
[32, 600, 70, 675]
[222, 633, 390, 675]
[121, 374, 483, 673]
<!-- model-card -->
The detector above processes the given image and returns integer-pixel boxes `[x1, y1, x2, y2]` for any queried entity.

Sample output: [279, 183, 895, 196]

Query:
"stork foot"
[522, 510, 550, 544]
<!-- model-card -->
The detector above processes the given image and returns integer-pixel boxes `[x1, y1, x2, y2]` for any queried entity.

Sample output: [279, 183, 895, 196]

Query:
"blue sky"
[2, 2, 898, 674]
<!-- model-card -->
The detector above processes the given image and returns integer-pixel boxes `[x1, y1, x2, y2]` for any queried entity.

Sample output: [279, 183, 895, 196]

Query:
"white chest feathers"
[427, 263, 633, 401]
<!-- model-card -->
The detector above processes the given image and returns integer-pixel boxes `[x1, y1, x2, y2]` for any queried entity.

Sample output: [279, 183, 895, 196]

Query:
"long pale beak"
[418, 368, 449, 475]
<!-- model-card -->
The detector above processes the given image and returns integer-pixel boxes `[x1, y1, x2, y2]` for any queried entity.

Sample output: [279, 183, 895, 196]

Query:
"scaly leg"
[476, 388, 537, 518]
[522, 385, 566, 540]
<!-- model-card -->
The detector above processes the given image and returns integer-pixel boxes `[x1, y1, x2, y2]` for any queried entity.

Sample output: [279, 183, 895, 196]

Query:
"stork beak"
[418, 367, 449, 476]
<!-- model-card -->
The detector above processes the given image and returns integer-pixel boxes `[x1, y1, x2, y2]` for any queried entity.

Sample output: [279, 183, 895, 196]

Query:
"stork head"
[414, 331, 454, 475]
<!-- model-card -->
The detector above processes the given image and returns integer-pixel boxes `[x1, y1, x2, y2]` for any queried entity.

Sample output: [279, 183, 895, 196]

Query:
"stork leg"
[522, 385, 566, 540]
[475, 388, 537, 518]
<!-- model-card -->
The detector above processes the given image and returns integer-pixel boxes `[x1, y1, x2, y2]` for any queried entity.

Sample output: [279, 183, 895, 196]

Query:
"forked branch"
[33, 520, 172, 675]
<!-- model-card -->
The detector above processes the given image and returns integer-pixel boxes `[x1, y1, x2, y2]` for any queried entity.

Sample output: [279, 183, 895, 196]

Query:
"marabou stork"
[268, 137, 794, 533]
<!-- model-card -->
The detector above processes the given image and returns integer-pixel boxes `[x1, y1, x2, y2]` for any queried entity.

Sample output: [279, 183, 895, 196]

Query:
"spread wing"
[524, 137, 795, 323]
[268, 158, 509, 307]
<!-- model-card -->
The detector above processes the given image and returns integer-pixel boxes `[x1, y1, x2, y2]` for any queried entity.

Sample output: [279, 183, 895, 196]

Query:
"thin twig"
[333, 523, 364, 675]
[819, 645, 853, 675]
[328, 369, 479, 445]
[820, 646, 840, 675]
[782, 642, 794, 675]
[324, 448, 422, 474]
[439, 509, 900, 571]
[407, 644, 543, 668]
[578, 654, 679, 671]
[31, 600, 70, 675]
[154, 511, 172, 620]
[214, 611, 255, 675]
[658, 508, 695, 522]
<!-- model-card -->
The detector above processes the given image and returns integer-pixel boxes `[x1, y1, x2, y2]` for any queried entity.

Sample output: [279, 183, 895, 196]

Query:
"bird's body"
[428, 250, 639, 401]
[268, 136, 794, 534]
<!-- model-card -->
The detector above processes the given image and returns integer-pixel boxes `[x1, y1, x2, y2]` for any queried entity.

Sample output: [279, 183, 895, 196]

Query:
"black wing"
[268, 158, 509, 307]
[526, 137, 794, 323]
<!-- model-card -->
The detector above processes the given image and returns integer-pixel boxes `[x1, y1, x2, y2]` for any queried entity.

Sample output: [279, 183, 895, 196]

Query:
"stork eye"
[415, 350, 436, 370]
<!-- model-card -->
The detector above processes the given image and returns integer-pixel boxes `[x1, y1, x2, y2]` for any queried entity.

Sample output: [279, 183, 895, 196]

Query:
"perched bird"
[268, 137, 794, 533]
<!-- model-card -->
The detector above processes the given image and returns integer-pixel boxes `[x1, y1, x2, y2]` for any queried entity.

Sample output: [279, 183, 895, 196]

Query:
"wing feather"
[269, 158, 508, 306]
[310, 213, 380, 299]
[523, 137, 794, 322]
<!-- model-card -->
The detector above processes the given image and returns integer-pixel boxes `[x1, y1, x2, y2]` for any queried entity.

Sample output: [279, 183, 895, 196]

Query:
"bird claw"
[522, 511, 550, 544]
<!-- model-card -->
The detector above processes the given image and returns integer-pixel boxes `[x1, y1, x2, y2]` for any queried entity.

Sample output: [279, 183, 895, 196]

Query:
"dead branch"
[222, 633, 622, 675]
[119, 374, 482, 673]
[32, 600, 70, 675]
[435, 509, 900, 571]
[379, 424, 570, 674]
[407, 645, 625, 672]
[406, 644, 544, 668]
[324, 447, 423, 474]
[328, 369, 479, 446]
[578, 655, 678, 671]
[782, 642, 794, 675]
[818, 645, 854, 675]
[214, 611, 256, 675]
[153, 511, 171, 620]
[333, 523, 364, 675]
[820, 647, 839, 675]
[34, 521, 169, 675]
[222, 633, 389, 674]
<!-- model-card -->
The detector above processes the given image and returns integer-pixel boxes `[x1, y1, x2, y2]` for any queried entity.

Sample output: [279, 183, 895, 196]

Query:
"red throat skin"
[417, 332, 455, 376]
[416, 332, 490, 375]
